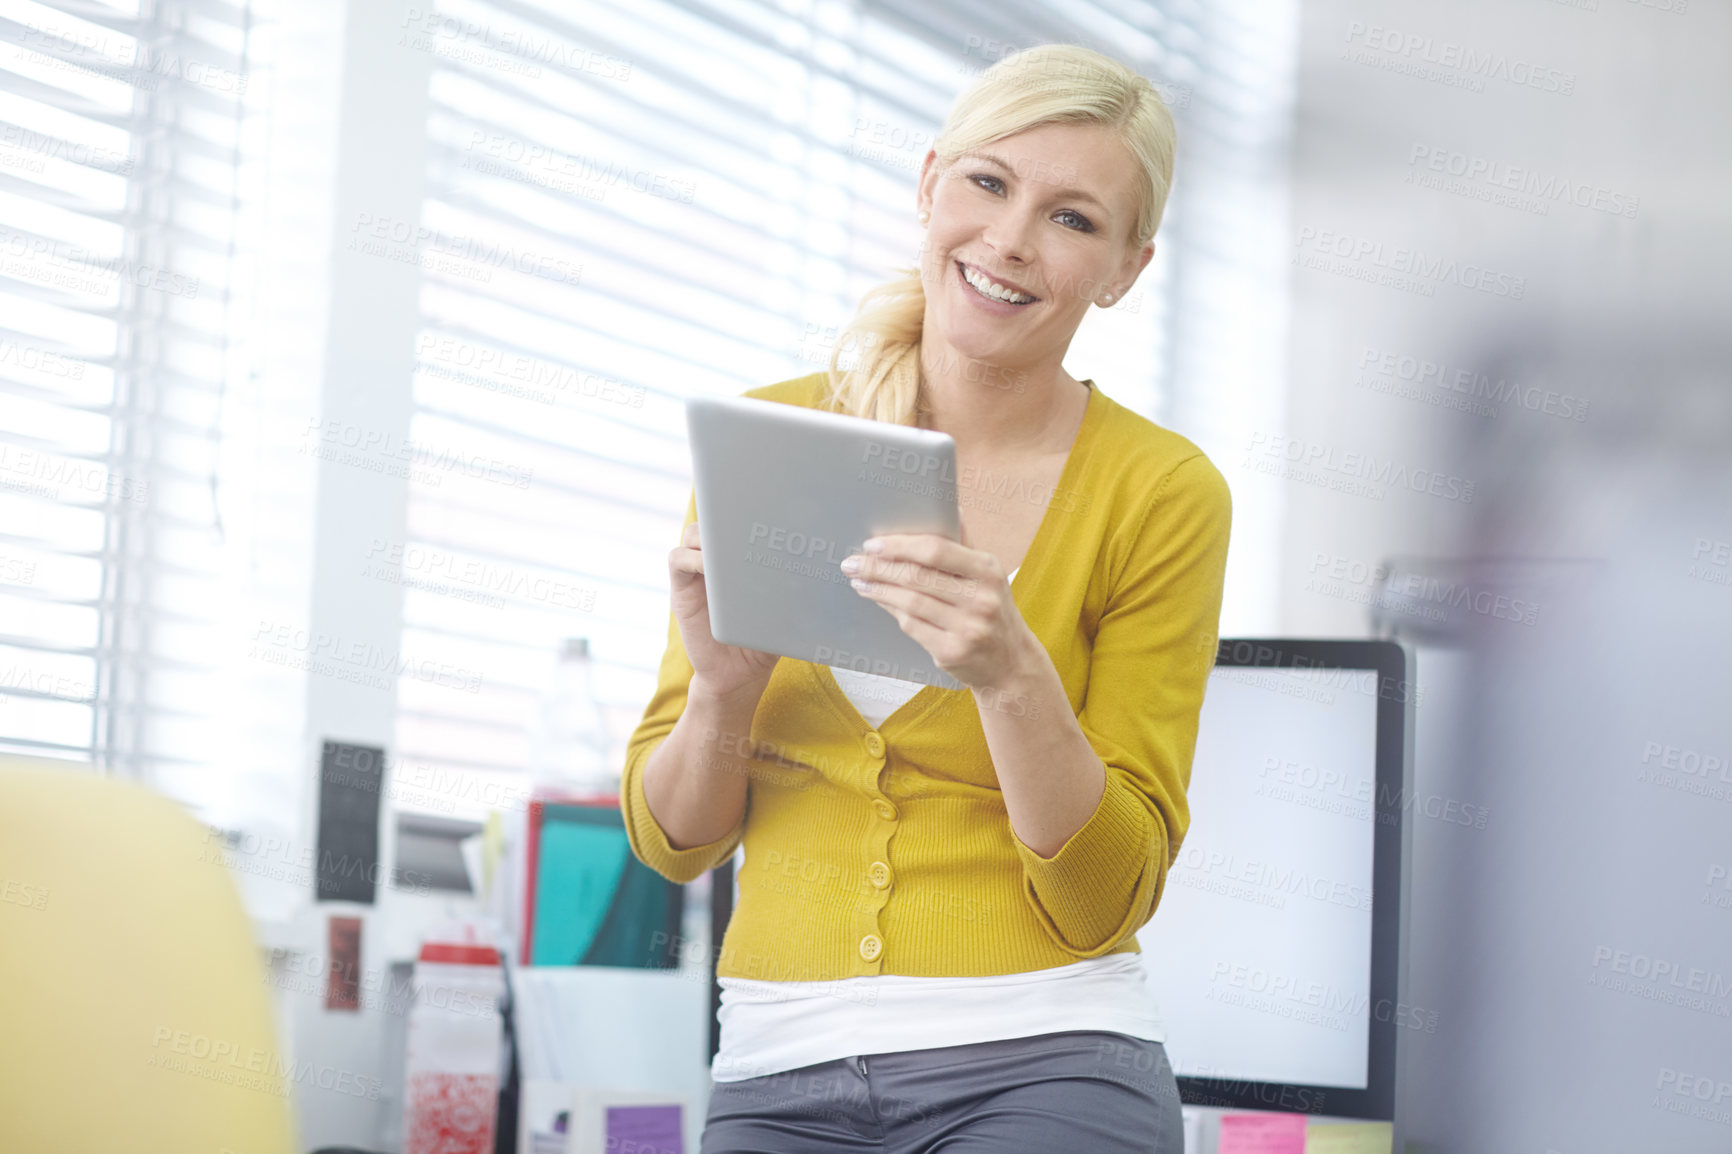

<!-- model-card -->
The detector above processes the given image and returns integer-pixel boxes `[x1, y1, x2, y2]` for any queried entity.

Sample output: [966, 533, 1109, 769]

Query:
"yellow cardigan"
[621, 372, 1232, 981]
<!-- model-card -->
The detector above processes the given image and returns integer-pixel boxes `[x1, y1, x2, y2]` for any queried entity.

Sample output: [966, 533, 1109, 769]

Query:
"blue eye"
[969, 173, 1095, 233]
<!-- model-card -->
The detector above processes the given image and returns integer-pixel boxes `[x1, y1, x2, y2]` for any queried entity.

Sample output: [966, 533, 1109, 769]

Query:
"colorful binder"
[520, 797, 684, 968]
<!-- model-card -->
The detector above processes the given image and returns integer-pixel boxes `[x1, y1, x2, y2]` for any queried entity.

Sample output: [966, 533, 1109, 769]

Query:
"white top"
[712, 567, 1169, 1083]
[712, 953, 1164, 1081]
[828, 565, 1019, 727]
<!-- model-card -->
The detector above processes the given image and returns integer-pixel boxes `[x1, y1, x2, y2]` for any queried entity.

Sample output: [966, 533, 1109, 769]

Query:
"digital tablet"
[685, 392, 966, 691]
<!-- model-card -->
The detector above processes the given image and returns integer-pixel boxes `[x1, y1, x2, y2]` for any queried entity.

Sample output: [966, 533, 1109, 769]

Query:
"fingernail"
[840, 556, 861, 574]
[863, 538, 884, 553]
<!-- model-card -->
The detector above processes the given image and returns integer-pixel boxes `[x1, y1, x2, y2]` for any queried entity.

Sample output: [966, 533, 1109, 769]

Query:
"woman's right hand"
[669, 520, 781, 701]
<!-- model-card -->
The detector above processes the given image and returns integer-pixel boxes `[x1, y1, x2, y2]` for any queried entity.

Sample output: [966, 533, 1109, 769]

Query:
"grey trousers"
[699, 1030, 1184, 1153]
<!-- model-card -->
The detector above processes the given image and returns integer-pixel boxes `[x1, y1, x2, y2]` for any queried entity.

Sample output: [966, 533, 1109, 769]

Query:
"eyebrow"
[964, 152, 1110, 213]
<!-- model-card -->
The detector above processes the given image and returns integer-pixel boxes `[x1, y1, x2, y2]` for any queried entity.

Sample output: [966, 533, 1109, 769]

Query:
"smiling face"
[916, 121, 1154, 372]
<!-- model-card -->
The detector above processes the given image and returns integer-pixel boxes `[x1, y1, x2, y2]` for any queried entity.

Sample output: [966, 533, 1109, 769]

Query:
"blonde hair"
[819, 43, 1178, 427]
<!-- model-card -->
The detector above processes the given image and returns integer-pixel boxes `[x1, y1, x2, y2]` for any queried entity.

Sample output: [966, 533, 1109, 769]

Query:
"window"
[0, 0, 1293, 824]
[0, 0, 280, 817]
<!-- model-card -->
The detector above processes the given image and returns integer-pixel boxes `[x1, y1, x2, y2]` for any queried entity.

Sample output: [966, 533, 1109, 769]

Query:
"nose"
[980, 200, 1038, 266]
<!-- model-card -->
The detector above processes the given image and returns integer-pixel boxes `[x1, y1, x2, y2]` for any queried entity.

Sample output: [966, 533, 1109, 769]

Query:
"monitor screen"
[1138, 661, 1383, 1092]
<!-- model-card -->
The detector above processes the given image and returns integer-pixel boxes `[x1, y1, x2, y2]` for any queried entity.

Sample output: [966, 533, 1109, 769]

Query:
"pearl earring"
[918, 210, 929, 224]
[1101, 291, 1115, 305]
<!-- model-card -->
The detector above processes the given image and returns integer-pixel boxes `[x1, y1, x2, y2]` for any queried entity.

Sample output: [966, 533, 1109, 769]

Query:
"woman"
[621, 43, 1231, 1153]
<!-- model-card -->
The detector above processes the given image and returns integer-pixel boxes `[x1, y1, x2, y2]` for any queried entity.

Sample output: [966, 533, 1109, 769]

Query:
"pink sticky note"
[1219, 1112, 1308, 1154]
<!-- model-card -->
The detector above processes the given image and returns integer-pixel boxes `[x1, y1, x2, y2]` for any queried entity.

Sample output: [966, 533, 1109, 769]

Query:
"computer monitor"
[1138, 638, 1410, 1120]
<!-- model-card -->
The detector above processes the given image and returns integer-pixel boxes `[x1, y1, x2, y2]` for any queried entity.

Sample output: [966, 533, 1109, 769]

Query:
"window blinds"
[0, 0, 267, 795]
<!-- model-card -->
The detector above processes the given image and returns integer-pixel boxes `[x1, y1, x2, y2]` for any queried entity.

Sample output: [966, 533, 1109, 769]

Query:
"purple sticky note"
[605, 1104, 684, 1154]
[1218, 1112, 1307, 1154]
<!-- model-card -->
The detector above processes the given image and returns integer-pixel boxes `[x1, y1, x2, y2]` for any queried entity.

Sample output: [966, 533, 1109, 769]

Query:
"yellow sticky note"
[1305, 1121, 1393, 1154]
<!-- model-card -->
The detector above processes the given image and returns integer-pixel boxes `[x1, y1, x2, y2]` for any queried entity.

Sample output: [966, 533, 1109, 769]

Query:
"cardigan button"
[868, 861, 890, 888]
[873, 799, 897, 821]
[863, 732, 886, 758]
[859, 934, 883, 961]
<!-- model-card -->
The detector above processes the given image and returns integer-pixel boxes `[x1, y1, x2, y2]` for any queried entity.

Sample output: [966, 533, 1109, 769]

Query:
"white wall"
[245, 0, 435, 1145]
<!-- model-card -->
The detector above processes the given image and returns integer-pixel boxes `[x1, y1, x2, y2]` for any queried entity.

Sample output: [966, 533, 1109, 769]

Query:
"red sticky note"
[1219, 1113, 1308, 1154]
[326, 914, 362, 1011]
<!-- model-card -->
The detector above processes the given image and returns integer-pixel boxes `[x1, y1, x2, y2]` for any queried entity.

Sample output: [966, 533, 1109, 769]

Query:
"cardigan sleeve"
[618, 487, 747, 884]
[1011, 452, 1232, 956]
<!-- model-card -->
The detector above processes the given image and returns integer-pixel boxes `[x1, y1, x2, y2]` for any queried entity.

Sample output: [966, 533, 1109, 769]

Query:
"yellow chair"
[0, 755, 298, 1154]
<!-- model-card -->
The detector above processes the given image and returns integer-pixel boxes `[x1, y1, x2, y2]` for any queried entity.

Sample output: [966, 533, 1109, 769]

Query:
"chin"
[934, 325, 1008, 363]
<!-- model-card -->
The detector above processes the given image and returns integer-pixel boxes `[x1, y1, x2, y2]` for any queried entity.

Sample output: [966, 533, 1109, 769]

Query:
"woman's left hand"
[839, 530, 1039, 692]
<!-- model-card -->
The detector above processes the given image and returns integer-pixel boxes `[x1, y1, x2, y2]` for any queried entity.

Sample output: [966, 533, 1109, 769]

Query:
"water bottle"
[401, 924, 506, 1154]
[526, 636, 612, 797]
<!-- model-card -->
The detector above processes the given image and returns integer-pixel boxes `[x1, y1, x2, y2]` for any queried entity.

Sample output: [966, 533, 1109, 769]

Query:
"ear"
[1119, 238, 1156, 288]
[915, 149, 938, 215]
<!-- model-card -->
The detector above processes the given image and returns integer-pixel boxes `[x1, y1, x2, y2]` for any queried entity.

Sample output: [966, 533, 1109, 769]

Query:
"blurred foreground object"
[0, 755, 296, 1154]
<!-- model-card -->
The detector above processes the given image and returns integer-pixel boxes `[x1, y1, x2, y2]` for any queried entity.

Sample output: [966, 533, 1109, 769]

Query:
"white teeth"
[961, 264, 1033, 304]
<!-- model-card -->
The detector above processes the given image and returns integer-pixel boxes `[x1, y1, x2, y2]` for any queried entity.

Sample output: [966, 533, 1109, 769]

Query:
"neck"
[915, 341, 1086, 460]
